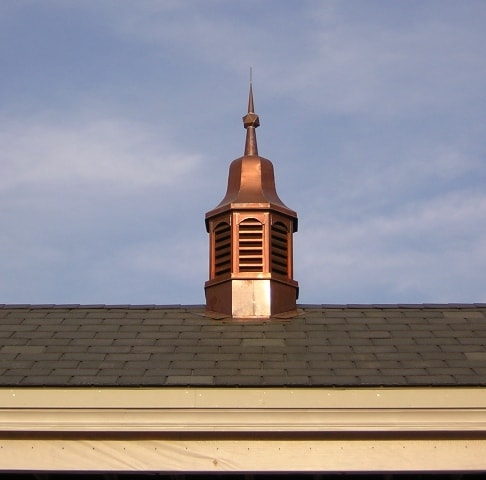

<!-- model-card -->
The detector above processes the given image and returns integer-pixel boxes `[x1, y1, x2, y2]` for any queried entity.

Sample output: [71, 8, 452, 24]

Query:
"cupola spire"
[204, 81, 299, 320]
[243, 81, 259, 156]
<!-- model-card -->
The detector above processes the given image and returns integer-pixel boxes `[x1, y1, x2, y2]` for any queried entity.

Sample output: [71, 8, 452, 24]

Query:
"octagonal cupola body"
[205, 84, 299, 319]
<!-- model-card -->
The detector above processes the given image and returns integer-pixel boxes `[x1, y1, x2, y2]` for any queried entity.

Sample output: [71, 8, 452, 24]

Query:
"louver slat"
[239, 219, 263, 272]
[214, 222, 231, 276]
[271, 222, 288, 276]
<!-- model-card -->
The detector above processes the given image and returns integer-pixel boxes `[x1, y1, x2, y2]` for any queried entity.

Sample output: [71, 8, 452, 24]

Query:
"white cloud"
[297, 190, 486, 303]
[0, 1, 484, 306]
[0, 109, 208, 304]
[30, 1, 485, 118]
[121, 238, 207, 280]
[0, 114, 202, 192]
[60, 236, 209, 305]
[94, 1, 485, 123]
[346, 144, 477, 204]
[282, 2, 486, 115]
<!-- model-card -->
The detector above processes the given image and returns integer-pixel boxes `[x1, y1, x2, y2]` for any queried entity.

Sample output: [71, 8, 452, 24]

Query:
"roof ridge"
[0, 304, 204, 309]
[0, 303, 485, 310]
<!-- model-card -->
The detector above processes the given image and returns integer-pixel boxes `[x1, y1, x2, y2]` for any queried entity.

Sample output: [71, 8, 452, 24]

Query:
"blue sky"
[1, 0, 485, 305]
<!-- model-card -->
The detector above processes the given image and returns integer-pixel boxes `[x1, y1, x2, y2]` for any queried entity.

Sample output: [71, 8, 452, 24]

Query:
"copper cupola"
[204, 84, 299, 319]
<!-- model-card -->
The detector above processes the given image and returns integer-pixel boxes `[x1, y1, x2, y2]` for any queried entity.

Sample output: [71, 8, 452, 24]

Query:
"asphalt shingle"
[0, 304, 485, 387]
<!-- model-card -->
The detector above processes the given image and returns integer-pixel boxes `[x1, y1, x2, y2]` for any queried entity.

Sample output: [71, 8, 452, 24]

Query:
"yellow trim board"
[0, 387, 485, 433]
[1, 387, 486, 408]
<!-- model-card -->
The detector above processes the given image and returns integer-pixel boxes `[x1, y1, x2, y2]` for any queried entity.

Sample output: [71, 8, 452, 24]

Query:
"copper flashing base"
[205, 277, 298, 320]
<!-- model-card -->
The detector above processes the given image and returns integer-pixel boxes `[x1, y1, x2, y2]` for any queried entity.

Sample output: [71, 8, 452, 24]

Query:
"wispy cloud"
[0, 1, 484, 305]
[1, 114, 202, 192]
[299, 190, 486, 303]
[0, 108, 207, 304]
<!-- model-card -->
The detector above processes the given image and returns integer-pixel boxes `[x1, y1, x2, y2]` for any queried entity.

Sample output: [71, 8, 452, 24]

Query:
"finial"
[243, 69, 259, 156]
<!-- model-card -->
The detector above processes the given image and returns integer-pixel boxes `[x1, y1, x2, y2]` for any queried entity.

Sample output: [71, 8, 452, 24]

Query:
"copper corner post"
[204, 82, 299, 320]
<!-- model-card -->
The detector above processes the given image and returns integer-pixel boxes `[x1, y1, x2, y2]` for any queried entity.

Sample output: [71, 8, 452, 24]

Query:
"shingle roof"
[1, 304, 486, 387]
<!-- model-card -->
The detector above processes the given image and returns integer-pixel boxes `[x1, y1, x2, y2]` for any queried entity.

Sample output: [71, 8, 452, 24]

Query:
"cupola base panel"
[205, 277, 298, 319]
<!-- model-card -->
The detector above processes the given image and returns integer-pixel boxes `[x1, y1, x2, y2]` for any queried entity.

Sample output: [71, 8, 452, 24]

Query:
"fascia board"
[1, 387, 486, 433]
[2, 387, 486, 408]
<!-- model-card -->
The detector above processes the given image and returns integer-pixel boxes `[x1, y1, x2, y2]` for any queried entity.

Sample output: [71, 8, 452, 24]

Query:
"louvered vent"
[214, 222, 231, 276]
[238, 218, 263, 272]
[271, 221, 289, 276]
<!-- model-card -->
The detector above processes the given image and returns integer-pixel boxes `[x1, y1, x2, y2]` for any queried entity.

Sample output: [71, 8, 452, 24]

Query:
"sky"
[1, 0, 485, 306]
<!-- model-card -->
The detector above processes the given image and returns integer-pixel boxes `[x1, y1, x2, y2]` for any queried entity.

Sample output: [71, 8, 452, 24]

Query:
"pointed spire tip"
[242, 76, 259, 156]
